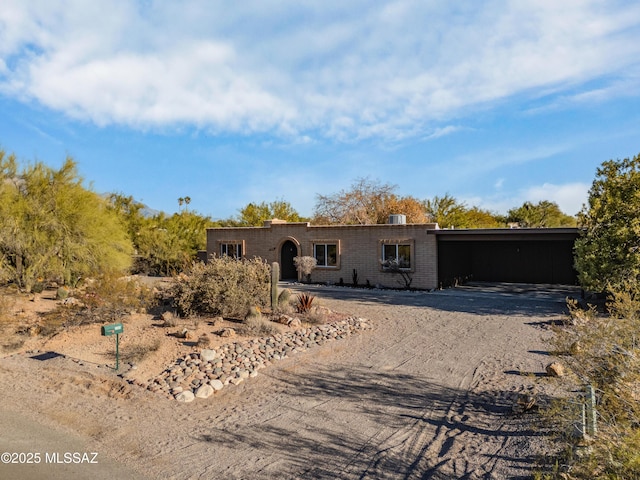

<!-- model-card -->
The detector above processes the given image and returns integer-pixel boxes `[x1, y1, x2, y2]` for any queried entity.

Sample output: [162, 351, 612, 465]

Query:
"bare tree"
[314, 177, 427, 224]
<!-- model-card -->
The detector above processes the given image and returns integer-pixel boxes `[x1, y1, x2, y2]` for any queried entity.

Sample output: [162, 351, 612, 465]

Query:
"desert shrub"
[305, 309, 327, 325]
[56, 286, 69, 300]
[38, 308, 72, 336]
[381, 258, 413, 289]
[76, 272, 154, 324]
[293, 256, 317, 282]
[273, 302, 295, 315]
[116, 339, 161, 364]
[171, 256, 270, 318]
[565, 296, 598, 325]
[540, 280, 640, 478]
[0, 292, 15, 324]
[160, 311, 178, 327]
[239, 315, 278, 336]
[33, 273, 155, 335]
[0, 293, 22, 351]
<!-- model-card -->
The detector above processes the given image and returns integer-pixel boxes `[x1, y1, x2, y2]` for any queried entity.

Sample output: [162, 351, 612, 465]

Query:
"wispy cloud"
[423, 125, 464, 141]
[1, 1, 639, 141]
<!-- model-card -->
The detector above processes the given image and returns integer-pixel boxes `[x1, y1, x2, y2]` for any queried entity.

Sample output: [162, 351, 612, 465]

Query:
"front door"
[280, 240, 298, 280]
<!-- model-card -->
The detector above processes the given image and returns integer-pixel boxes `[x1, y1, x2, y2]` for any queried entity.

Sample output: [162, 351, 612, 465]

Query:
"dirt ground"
[0, 281, 578, 479]
[0, 280, 309, 385]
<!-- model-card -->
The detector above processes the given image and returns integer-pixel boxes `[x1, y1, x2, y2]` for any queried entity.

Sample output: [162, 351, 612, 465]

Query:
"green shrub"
[171, 256, 270, 318]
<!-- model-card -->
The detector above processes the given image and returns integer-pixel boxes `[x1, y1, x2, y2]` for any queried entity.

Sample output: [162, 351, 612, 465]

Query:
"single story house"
[206, 217, 580, 289]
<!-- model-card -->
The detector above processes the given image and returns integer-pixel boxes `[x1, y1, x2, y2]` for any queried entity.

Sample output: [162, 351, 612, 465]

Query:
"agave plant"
[296, 293, 315, 313]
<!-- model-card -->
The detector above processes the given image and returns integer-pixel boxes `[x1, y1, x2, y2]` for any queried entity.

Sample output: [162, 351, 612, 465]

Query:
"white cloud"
[1, 1, 640, 140]
[423, 125, 463, 141]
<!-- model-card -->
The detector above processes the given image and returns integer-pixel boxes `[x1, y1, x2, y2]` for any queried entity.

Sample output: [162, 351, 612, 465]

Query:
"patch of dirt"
[0, 282, 345, 385]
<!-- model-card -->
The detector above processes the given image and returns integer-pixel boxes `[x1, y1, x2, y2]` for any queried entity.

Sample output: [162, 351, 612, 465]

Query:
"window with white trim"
[314, 243, 338, 267]
[381, 243, 411, 269]
[220, 242, 243, 259]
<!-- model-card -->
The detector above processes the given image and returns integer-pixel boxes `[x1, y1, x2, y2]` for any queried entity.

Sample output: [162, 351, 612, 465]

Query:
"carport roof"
[429, 227, 580, 242]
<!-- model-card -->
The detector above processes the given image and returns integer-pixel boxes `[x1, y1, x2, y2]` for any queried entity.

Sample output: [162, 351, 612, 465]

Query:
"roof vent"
[388, 214, 406, 225]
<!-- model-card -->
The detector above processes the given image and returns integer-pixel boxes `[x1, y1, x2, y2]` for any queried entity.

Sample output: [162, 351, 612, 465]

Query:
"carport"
[431, 228, 580, 287]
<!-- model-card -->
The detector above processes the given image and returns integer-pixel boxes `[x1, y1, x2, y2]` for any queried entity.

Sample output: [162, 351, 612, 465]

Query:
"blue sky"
[1, 1, 639, 221]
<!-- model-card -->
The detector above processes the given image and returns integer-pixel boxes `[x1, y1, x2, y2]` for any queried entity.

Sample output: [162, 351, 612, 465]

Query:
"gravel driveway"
[0, 282, 577, 479]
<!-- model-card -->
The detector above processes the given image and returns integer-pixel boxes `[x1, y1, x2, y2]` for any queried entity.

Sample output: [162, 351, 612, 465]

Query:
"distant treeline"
[0, 150, 576, 291]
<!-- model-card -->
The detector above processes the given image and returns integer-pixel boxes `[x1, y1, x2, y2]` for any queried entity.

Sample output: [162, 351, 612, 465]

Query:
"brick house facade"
[206, 219, 440, 289]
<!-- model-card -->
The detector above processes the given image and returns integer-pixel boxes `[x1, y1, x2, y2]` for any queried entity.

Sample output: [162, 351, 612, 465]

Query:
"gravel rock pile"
[146, 316, 371, 402]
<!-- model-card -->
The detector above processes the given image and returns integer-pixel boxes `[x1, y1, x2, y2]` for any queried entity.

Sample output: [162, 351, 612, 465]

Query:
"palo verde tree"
[0, 152, 133, 292]
[575, 153, 640, 292]
[108, 193, 215, 276]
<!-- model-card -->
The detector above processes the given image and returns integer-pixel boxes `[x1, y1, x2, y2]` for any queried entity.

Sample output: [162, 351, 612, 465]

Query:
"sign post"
[101, 323, 124, 371]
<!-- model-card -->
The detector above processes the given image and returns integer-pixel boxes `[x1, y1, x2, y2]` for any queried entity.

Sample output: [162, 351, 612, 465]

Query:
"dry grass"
[0, 291, 26, 352]
[196, 334, 211, 347]
[304, 309, 327, 325]
[238, 315, 278, 336]
[112, 339, 162, 364]
[537, 282, 640, 479]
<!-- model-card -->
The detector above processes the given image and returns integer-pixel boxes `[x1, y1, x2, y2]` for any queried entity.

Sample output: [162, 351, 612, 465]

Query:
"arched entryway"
[280, 240, 298, 280]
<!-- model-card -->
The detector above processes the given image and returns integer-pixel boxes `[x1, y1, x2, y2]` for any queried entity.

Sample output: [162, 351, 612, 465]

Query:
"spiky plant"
[296, 293, 315, 313]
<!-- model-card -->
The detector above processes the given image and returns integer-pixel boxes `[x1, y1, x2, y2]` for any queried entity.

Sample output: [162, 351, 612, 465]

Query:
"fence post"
[585, 384, 597, 436]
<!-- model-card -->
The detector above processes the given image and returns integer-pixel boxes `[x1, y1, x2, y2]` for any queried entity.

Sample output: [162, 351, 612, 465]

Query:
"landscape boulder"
[546, 361, 565, 377]
[200, 349, 217, 362]
[175, 390, 195, 403]
[209, 379, 224, 391]
[195, 384, 214, 399]
[220, 328, 236, 338]
[287, 317, 302, 328]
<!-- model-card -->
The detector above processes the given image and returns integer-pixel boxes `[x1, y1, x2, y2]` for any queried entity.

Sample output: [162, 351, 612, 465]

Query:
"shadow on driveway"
[196, 365, 550, 479]
[285, 281, 580, 317]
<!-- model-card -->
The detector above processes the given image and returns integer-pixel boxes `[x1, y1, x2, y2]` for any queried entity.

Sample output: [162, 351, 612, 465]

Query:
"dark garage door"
[437, 239, 577, 286]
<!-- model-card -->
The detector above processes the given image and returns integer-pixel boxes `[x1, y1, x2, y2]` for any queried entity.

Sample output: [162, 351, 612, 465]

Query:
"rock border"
[145, 317, 371, 402]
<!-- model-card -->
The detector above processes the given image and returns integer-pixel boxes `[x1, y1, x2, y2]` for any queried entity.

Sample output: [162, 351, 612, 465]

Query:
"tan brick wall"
[207, 222, 439, 289]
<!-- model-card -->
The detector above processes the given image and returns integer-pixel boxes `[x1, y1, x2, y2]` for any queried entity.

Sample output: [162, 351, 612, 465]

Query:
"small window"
[314, 243, 338, 267]
[220, 242, 243, 259]
[382, 243, 411, 269]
